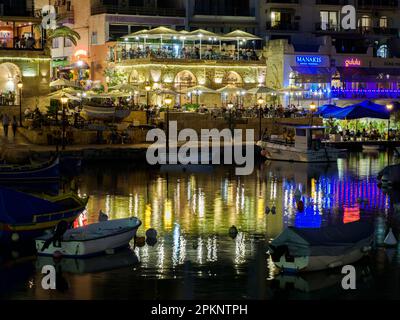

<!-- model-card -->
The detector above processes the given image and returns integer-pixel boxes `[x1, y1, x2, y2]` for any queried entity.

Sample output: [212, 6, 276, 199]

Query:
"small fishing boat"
[257, 126, 345, 163]
[269, 221, 374, 273]
[0, 186, 88, 243]
[35, 217, 142, 258]
[0, 157, 59, 181]
[35, 248, 139, 274]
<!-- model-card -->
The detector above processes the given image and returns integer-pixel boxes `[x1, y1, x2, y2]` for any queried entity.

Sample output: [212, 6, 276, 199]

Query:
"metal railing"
[266, 22, 299, 31]
[91, 5, 185, 17]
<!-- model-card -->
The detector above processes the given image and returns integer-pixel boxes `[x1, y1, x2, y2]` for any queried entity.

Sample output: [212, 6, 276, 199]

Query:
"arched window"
[379, 16, 388, 28]
[377, 45, 388, 58]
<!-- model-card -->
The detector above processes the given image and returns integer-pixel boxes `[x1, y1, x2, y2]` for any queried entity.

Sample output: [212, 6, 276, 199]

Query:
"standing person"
[11, 116, 18, 137]
[2, 113, 10, 137]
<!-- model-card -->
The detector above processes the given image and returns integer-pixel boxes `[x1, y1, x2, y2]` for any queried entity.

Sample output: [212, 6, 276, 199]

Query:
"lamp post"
[310, 101, 316, 126]
[145, 83, 151, 106]
[257, 97, 264, 140]
[227, 101, 234, 136]
[386, 103, 393, 141]
[17, 81, 23, 127]
[60, 94, 69, 151]
[164, 96, 173, 155]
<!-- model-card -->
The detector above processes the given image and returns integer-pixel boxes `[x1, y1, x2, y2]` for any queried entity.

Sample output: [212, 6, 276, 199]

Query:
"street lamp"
[386, 103, 393, 140]
[17, 81, 23, 127]
[227, 101, 234, 136]
[310, 101, 316, 126]
[257, 97, 265, 140]
[164, 96, 172, 155]
[60, 94, 69, 150]
[145, 83, 151, 106]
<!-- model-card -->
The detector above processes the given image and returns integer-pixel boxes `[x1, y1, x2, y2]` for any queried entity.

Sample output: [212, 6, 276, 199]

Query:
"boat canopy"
[0, 187, 64, 224]
[270, 221, 374, 257]
[323, 100, 390, 120]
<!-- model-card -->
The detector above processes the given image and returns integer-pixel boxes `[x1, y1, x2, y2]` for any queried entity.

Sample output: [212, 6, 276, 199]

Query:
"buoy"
[98, 210, 109, 222]
[146, 228, 157, 239]
[135, 236, 146, 247]
[265, 206, 270, 214]
[271, 206, 276, 214]
[384, 228, 398, 246]
[146, 237, 157, 247]
[297, 200, 304, 212]
[11, 233, 19, 242]
[229, 225, 238, 239]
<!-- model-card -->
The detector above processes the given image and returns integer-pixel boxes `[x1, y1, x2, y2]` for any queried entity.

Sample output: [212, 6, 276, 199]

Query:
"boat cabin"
[293, 126, 326, 151]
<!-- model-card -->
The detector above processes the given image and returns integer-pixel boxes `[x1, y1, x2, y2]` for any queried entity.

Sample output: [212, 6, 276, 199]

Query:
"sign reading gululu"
[344, 58, 362, 67]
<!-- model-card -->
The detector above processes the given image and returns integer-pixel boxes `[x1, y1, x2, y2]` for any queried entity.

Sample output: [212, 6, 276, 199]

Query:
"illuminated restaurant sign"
[344, 58, 361, 67]
[295, 55, 323, 66]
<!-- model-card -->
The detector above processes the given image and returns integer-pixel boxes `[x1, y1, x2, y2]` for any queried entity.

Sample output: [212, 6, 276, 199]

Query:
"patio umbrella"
[188, 29, 220, 59]
[108, 83, 139, 92]
[247, 86, 276, 95]
[48, 91, 80, 101]
[155, 88, 179, 95]
[315, 104, 341, 116]
[325, 103, 390, 120]
[217, 85, 246, 94]
[184, 85, 217, 94]
[222, 29, 261, 60]
[50, 79, 81, 88]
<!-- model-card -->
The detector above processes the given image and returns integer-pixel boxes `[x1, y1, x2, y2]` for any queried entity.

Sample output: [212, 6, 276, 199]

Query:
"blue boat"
[0, 157, 60, 181]
[0, 186, 88, 243]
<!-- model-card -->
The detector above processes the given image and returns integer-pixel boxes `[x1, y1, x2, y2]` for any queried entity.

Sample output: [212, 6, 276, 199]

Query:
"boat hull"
[35, 218, 141, 258]
[273, 247, 370, 272]
[257, 141, 344, 163]
[0, 158, 60, 181]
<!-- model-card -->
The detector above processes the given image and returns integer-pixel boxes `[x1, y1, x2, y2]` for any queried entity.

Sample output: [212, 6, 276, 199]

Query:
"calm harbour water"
[2, 151, 400, 300]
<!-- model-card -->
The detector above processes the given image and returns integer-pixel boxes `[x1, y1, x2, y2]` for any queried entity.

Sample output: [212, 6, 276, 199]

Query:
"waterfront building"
[0, 0, 50, 107]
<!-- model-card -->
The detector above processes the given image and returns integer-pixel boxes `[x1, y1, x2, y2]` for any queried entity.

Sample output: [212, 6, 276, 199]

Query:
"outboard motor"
[41, 220, 69, 251]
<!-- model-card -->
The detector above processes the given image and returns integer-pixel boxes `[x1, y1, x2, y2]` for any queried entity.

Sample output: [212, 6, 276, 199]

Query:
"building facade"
[0, 0, 50, 106]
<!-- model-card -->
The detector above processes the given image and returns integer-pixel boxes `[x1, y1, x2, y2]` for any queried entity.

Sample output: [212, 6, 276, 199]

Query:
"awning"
[336, 67, 400, 81]
[291, 66, 332, 83]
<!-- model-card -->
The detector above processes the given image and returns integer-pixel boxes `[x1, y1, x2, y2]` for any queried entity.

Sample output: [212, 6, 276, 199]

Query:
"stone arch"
[0, 63, 21, 105]
[174, 70, 197, 89]
[223, 71, 243, 85]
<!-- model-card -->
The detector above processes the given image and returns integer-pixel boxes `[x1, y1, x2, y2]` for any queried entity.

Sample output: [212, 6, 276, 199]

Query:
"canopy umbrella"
[222, 29, 261, 60]
[155, 88, 179, 95]
[187, 29, 220, 59]
[50, 79, 81, 88]
[324, 103, 390, 120]
[48, 91, 80, 102]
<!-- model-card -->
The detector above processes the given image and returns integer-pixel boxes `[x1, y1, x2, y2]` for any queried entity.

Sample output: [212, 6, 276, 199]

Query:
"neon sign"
[344, 58, 361, 67]
[296, 55, 323, 66]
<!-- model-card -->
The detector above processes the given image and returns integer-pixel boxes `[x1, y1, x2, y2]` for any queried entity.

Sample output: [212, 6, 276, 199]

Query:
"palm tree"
[36, 24, 81, 54]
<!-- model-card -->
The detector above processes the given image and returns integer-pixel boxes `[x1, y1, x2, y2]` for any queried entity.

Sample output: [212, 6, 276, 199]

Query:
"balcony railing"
[0, 37, 44, 51]
[315, 23, 398, 35]
[357, 0, 398, 7]
[91, 5, 186, 17]
[266, 22, 299, 31]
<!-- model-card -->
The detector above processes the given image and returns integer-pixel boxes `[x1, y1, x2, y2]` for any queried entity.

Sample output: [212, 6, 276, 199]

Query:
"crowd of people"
[0, 91, 16, 106]
[114, 45, 261, 61]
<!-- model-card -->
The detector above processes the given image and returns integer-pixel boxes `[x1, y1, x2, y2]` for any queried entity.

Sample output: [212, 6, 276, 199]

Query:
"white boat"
[269, 221, 373, 272]
[257, 126, 345, 162]
[35, 248, 139, 274]
[35, 217, 141, 258]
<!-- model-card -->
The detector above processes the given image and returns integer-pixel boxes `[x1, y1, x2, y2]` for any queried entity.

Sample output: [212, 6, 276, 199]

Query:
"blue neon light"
[296, 55, 323, 66]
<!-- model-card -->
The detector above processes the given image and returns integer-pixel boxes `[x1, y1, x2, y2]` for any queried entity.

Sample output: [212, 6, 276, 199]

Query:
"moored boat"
[257, 126, 345, 163]
[35, 217, 142, 258]
[0, 157, 60, 181]
[0, 187, 88, 243]
[269, 221, 374, 272]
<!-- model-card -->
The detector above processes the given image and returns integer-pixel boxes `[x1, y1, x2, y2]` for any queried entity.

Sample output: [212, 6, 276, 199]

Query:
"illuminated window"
[271, 11, 281, 27]
[320, 11, 338, 30]
[379, 16, 388, 28]
[358, 15, 372, 30]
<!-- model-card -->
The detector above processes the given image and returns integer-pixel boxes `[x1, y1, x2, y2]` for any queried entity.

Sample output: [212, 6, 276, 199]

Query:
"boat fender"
[271, 206, 276, 214]
[41, 220, 69, 251]
[328, 260, 343, 269]
[11, 233, 19, 242]
[265, 206, 270, 214]
[384, 228, 398, 246]
[229, 225, 238, 239]
[146, 228, 157, 239]
[297, 201, 304, 212]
